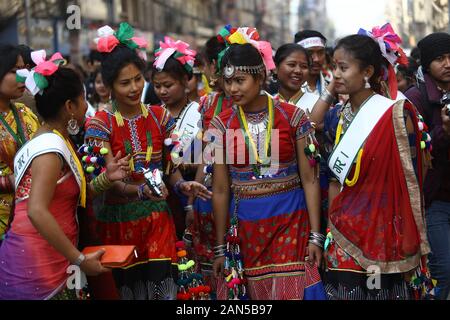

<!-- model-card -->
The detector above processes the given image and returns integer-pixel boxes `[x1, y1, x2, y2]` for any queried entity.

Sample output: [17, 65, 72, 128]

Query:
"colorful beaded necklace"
[236, 95, 274, 177]
[112, 100, 153, 172]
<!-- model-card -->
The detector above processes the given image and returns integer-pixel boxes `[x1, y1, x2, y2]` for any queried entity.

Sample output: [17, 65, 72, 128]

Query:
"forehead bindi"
[117, 64, 141, 81]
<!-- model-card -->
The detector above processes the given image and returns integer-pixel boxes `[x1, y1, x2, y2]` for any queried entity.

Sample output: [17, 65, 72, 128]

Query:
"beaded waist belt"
[231, 175, 302, 198]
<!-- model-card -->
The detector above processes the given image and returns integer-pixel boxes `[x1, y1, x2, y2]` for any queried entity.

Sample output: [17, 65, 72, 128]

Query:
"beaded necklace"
[112, 100, 153, 172]
[236, 95, 274, 178]
[334, 95, 375, 187]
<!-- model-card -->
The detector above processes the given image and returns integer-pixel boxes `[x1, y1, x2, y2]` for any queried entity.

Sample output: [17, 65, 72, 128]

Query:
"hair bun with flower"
[217, 25, 275, 74]
[16, 49, 66, 96]
[94, 22, 148, 60]
[153, 36, 197, 74]
[358, 23, 408, 66]
[358, 23, 408, 99]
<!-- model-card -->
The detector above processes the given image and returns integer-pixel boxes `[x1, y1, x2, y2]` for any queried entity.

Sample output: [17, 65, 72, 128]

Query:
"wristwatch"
[73, 253, 86, 266]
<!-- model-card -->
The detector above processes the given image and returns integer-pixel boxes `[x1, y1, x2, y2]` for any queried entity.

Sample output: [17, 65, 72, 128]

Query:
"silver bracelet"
[73, 253, 86, 266]
[320, 88, 334, 105]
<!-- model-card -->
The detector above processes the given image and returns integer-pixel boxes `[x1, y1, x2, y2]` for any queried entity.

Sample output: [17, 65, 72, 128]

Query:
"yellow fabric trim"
[53, 130, 86, 207]
[345, 149, 363, 187]
[245, 261, 304, 272]
[238, 95, 273, 164]
[334, 115, 363, 187]
[246, 272, 305, 281]
[122, 258, 175, 270]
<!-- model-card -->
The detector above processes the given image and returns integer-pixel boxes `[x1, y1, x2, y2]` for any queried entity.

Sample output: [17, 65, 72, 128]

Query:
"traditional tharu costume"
[190, 90, 232, 293]
[184, 26, 235, 293]
[84, 23, 179, 300]
[0, 103, 39, 240]
[211, 92, 326, 300]
[323, 24, 432, 300]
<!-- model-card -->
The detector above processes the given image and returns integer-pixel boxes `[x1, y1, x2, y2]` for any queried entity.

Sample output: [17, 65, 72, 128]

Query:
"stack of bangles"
[214, 244, 227, 259]
[184, 205, 194, 212]
[91, 172, 113, 193]
[320, 88, 335, 105]
[308, 231, 326, 249]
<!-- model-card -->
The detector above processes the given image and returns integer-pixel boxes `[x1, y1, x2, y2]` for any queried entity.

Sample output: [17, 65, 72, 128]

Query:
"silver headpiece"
[223, 63, 266, 78]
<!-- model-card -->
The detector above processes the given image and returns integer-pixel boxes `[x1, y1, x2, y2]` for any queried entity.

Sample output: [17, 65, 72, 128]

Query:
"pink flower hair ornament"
[218, 26, 275, 74]
[358, 23, 408, 66]
[94, 22, 148, 60]
[16, 49, 66, 96]
[358, 23, 408, 100]
[153, 37, 197, 74]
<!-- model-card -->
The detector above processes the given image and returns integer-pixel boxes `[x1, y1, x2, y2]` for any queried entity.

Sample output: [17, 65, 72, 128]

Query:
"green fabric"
[96, 199, 171, 223]
[114, 22, 139, 50]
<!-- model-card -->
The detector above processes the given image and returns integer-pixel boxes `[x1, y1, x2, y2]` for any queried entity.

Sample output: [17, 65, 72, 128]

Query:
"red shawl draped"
[329, 100, 430, 273]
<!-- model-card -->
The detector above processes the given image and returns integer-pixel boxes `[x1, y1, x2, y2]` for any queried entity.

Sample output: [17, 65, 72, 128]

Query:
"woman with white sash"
[273, 44, 334, 235]
[273, 43, 316, 112]
[152, 36, 202, 239]
[0, 53, 130, 300]
[322, 30, 432, 300]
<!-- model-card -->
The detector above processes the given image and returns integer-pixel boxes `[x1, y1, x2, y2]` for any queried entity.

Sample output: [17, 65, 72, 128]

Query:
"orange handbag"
[82, 245, 137, 268]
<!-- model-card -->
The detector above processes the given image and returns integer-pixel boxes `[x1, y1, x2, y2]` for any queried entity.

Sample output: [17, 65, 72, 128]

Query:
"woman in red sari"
[323, 29, 431, 300]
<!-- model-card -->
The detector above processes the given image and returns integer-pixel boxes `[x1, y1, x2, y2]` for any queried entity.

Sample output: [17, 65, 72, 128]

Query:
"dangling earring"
[364, 77, 371, 89]
[67, 114, 80, 135]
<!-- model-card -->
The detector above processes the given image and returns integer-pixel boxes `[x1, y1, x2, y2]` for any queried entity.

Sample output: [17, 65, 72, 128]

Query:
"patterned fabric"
[322, 100, 429, 300]
[199, 91, 232, 130]
[210, 100, 326, 300]
[0, 168, 79, 300]
[0, 103, 39, 238]
[186, 91, 232, 291]
[85, 105, 175, 175]
[84, 104, 178, 300]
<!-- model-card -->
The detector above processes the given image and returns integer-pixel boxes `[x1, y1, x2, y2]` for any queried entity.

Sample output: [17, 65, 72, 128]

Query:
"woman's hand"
[105, 151, 131, 182]
[179, 181, 212, 201]
[142, 183, 169, 200]
[326, 77, 337, 96]
[213, 256, 225, 279]
[307, 243, 323, 267]
[79, 249, 110, 276]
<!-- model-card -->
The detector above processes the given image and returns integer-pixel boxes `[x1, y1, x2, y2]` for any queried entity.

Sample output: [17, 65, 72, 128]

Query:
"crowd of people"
[0, 20, 449, 300]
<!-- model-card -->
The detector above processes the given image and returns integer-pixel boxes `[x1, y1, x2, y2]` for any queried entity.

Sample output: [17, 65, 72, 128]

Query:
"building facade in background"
[387, 0, 449, 48]
[1, 0, 293, 62]
[296, 0, 335, 43]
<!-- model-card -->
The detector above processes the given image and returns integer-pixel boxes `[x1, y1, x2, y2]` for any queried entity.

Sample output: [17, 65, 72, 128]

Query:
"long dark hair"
[0, 44, 21, 83]
[274, 43, 310, 68]
[34, 68, 84, 121]
[151, 56, 193, 82]
[335, 34, 384, 93]
[100, 45, 146, 88]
